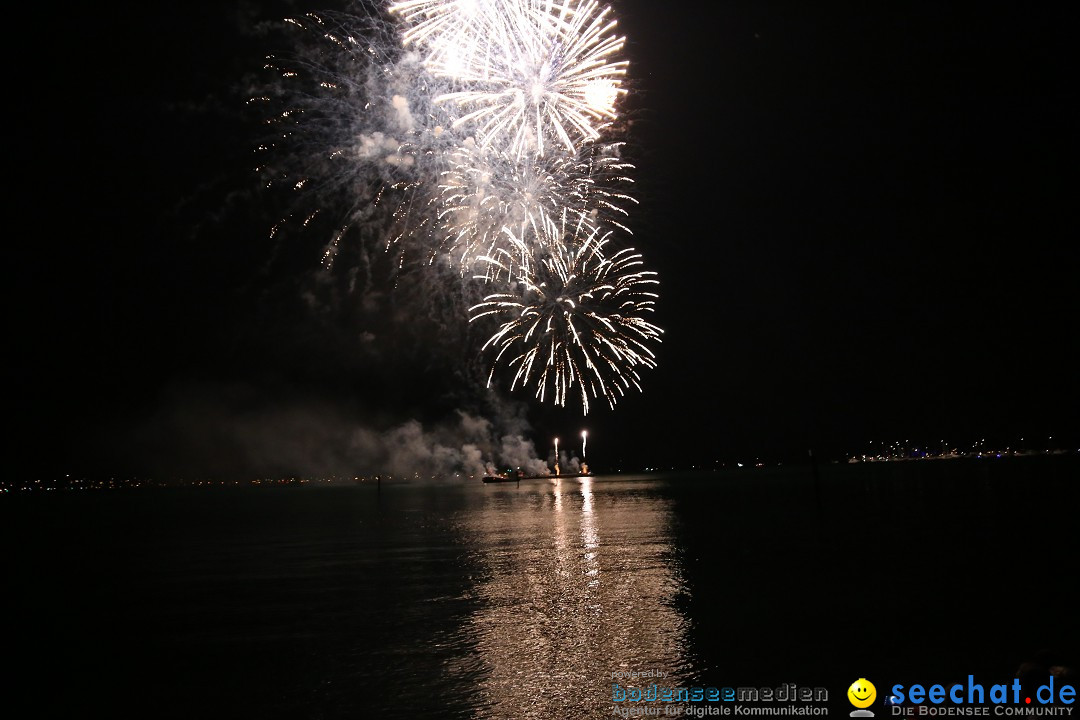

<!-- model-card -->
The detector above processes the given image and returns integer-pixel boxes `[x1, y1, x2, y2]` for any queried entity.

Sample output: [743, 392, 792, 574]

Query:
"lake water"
[7, 455, 1077, 717]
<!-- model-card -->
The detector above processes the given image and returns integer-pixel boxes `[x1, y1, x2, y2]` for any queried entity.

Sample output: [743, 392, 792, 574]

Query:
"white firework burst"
[435, 138, 635, 275]
[253, 0, 661, 414]
[392, 0, 628, 158]
[469, 215, 661, 414]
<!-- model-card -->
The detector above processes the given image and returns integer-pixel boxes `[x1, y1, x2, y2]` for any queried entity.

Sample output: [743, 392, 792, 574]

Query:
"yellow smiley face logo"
[848, 678, 876, 709]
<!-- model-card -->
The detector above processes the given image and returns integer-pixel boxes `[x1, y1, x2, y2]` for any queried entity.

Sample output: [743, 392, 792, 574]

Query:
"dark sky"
[16, 1, 1077, 479]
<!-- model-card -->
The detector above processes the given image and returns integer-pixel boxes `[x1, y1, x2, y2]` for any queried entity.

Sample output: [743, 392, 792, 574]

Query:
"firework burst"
[251, 9, 460, 271]
[392, 0, 628, 158]
[252, 0, 661, 415]
[435, 138, 634, 276]
[469, 215, 661, 415]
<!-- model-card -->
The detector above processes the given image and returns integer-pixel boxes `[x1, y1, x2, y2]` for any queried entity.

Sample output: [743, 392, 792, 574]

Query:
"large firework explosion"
[252, 0, 661, 414]
[470, 214, 661, 415]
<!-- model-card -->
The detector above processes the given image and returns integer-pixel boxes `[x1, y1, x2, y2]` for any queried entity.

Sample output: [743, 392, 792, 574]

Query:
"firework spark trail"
[254, 0, 661, 414]
[253, 9, 466, 271]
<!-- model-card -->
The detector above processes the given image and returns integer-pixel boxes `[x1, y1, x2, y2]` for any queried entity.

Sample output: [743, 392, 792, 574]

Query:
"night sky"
[16, 1, 1077, 479]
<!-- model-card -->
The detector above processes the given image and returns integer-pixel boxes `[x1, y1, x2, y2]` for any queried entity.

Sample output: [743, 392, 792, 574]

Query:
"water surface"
[7, 456, 1077, 717]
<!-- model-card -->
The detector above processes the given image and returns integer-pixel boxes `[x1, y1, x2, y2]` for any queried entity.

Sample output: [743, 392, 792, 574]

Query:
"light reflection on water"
[9, 458, 1079, 718]
[457, 476, 693, 718]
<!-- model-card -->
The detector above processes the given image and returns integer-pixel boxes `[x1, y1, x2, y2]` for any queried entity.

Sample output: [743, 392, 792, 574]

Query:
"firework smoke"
[132, 380, 553, 480]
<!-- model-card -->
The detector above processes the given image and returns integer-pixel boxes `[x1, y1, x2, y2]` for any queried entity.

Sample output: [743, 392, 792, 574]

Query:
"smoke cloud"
[129, 380, 553, 481]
